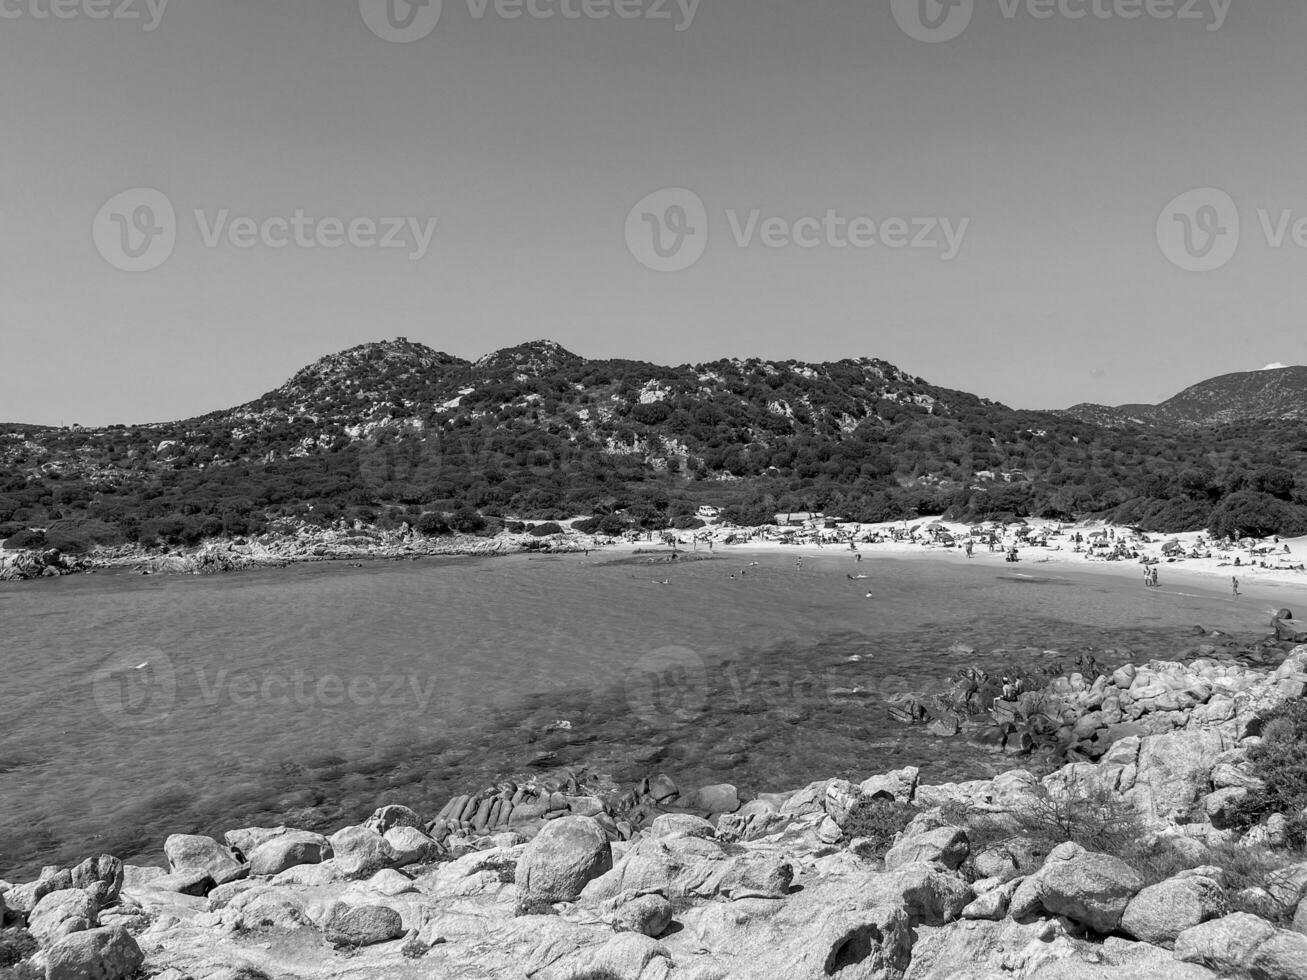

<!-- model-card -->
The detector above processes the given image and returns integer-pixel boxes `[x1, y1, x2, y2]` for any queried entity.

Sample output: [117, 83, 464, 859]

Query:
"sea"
[0, 547, 1292, 877]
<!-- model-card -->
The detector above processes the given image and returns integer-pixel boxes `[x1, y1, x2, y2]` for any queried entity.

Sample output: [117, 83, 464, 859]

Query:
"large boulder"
[69, 856, 124, 908]
[163, 834, 246, 885]
[884, 826, 969, 871]
[1127, 730, 1224, 824]
[1010, 846, 1144, 934]
[516, 815, 613, 911]
[1121, 874, 1227, 946]
[328, 826, 398, 880]
[27, 888, 97, 946]
[1175, 912, 1307, 979]
[247, 830, 332, 876]
[44, 926, 144, 980]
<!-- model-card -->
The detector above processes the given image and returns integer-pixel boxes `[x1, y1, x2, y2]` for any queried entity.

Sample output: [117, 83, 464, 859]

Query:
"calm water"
[0, 548, 1290, 877]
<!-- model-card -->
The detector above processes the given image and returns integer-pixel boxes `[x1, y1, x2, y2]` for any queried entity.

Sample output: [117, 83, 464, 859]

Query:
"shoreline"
[4, 517, 1306, 599]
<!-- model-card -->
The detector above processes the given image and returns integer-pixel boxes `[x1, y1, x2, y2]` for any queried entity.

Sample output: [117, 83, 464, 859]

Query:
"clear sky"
[2, 0, 1305, 425]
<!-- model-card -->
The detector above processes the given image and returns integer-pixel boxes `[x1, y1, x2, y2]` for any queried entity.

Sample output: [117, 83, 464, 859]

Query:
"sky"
[2, 0, 1306, 426]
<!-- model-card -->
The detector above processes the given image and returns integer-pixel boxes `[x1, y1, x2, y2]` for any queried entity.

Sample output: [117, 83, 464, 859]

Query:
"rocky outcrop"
[2, 645, 1304, 980]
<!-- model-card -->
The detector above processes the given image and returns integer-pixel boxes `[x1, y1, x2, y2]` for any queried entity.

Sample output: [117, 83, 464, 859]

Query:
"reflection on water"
[0, 550, 1273, 876]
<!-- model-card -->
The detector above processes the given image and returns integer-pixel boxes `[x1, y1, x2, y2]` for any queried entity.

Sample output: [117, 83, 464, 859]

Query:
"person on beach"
[965, 540, 974, 558]
[1232, 576, 1240, 596]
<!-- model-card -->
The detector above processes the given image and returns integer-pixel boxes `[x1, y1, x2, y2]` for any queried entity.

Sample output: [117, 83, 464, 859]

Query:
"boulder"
[972, 846, 1020, 880]
[1128, 730, 1224, 824]
[163, 834, 246, 885]
[223, 825, 290, 856]
[961, 877, 1022, 920]
[3, 867, 72, 914]
[363, 804, 424, 835]
[247, 830, 331, 876]
[1121, 874, 1227, 946]
[1175, 912, 1307, 979]
[45, 926, 144, 980]
[1011, 848, 1144, 934]
[1204, 787, 1249, 828]
[328, 826, 398, 880]
[644, 774, 679, 803]
[384, 826, 443, 866]
[515, 815, 613, 911]
[27, 888, 97, 946]
[824, 779, 860, 827]
[870, 862, 973, 926]
[581, 834, 791, 906]
[884, 825, 969, 871]
[689, 784, 741, 814]
[69, 856, 124, 908]
[322, 902, 405, 947]
[611, 893, 674, 937]
[860, 766, 920, 803]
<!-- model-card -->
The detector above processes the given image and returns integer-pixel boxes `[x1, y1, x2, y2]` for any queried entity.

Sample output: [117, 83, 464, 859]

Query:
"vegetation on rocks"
[1236, 700, 1307, 849]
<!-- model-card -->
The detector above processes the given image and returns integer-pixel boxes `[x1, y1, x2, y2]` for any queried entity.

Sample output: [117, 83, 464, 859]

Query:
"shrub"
[448, 506, 487, 534]
[42, 518, 123, 554]
[528, 522, 563, 537]
[1, 529, 44, 550]
[840, 797, 917, 857]
[1235, 700, 1307, 849]
[415, 512, 449, 536]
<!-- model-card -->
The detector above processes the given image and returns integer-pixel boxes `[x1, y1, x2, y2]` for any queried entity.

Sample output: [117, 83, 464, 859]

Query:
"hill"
[2, 341, 1306, 552]
[1065, 366, 1307, 428]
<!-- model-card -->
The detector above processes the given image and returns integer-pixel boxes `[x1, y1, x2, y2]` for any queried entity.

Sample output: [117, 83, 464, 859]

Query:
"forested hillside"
[2, 340, 1305, 552]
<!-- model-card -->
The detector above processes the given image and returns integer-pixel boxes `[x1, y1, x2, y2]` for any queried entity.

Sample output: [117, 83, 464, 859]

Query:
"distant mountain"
[1064, 366, 1307, 428]
[2, 341, 1305, 550]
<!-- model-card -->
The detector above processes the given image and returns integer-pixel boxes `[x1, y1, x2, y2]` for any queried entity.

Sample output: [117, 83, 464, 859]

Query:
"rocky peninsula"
[6, 624, 1307, 978]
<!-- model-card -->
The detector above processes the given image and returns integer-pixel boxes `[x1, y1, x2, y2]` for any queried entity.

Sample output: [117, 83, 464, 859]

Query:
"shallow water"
[0, 548, 1286, 877]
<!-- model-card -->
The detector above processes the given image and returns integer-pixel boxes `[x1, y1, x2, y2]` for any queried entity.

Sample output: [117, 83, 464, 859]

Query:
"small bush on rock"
[840, 797, 917, 856]
[1236, 700, 1307, 848]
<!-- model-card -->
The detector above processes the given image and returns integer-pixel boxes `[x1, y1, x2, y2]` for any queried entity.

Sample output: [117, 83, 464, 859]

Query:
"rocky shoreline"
[6, 633, 1307, 978]
[0, 523, 607, 583]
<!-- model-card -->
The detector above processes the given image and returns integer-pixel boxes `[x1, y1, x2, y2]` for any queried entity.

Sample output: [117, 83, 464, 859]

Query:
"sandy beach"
[599, 518, 1307, 608]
